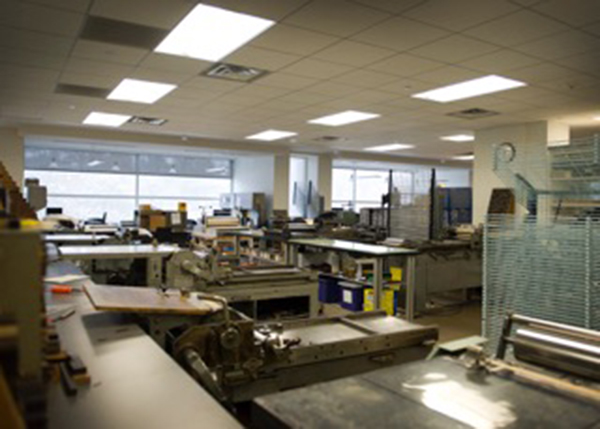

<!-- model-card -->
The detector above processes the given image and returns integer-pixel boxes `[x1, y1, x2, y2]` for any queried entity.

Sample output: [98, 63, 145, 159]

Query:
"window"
[25, 146, 233, 223]
[332, 168, 390, 212]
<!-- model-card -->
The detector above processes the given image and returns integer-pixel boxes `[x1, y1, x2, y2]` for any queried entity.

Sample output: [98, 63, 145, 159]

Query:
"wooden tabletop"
[84, 284, 222, 316]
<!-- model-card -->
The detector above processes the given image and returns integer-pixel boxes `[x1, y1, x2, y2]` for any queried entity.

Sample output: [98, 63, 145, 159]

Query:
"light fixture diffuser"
[246, 130, 298, 141]
[412, 75, 526, 103]
[309, 110, 381, 127]
[441, 134, 475, 142]
[108, 78, 176, 104]
[83, 112, 131, 127]
[365, 143, 414, 152]
[155, 4, 275, 61]
[453, 154, 475, 161]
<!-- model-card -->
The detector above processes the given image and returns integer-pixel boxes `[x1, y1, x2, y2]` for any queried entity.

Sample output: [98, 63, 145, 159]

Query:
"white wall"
[233, 156, 275, 212]
[0, 127, 24, 187]
[436, 168, 471, 187]
[473, 121, 569, 224]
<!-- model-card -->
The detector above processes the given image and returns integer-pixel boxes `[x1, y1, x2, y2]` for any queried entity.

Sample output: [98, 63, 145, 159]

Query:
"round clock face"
[497, 142, 516, 163]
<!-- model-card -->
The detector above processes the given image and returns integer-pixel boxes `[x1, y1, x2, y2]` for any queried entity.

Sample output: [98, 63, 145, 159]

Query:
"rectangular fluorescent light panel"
[83, 112, 132, 127]
[441, 134, 474, 142]
[246, 129, 298, 141]
[108, 78, 176, 104]
[453, 154, 475, 161]
[155, 4, 275, 61]
[365, 143, 414, 152]
[309, 110, 381, 127]
[413, 75, 526, 103]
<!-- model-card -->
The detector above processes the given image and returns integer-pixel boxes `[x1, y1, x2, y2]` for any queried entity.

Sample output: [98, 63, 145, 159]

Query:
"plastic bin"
[364, 288, 398, 316]
[339, 281, 364, 311]
[318, 275, 340, 303]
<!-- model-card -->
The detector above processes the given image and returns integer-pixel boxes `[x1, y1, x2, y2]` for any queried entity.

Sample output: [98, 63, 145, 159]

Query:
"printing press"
[83, 283, 438, 404]
[251, 313, 600, 428]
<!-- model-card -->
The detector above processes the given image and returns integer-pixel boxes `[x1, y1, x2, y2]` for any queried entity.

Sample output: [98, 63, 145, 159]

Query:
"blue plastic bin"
[318, 275, 340, 303]
[339, 281, 364, 311]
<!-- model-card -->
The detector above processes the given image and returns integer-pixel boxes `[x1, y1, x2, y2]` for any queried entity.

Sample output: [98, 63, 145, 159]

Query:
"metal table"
[287, 238, 418, 320]
[59, 244, 180, 287]
[44, 234, 112, 246]
[252, 357, 600, 429]
[45, 264, 241, 429]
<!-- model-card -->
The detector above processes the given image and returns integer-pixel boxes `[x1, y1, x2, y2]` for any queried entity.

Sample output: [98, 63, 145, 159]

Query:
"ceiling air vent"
[55, 83, 110, 98]
[314, 136, 346, 142]
[128, 116, 168, 126]
[447, 108, 499, 120]
[202, 63, 267, 82]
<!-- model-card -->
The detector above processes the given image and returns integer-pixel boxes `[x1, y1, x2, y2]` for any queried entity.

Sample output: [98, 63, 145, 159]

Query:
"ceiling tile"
[459, 49, 541, 73]
[0, 64, 60, 91]
[277, 91, 334, 105]
[254, 72, 318, 90]
[58, 71, 121, 89]
[283, 0, 390, 37]
[553, 51, 600, 76]
[186, 76, 246, 93]
[352, 16, 449, 51]
[229, 84, 293, 100]
[251, 24, 339, 56]
[533, 0, 600, 27]
[331, 69, 399, 88]
[201, 0, 310, 20]
[71, 40, 148, 66]
[405, 0, 519, 31]
[509, 62, 576, 84]
[311, 40, 395, 67]
[377, 78, 435, 95]
[90, 0, 194, 30]
[128, 67, 192, 85]
[0, 27, 73, 56]
[282, 58, 352, 79]
[409, 35, 499, 63]
[225, 46, 301, 71]
[24, 0, 92, 12]
[367, 53, 444, 77]
[139, 53, 211, 74]
[342, 90, 399, 104]
[513, 30, 600, 61]
[583, 20, 600, 37]
[417, 66, 482, 85]
[0, 46, 66, 70]
[351, 0, 428, 14]
[304, 81, 362, 97]
[465, 10, 569, 47]
[64, 57, 135, 78]
[1, 0, 84, 37]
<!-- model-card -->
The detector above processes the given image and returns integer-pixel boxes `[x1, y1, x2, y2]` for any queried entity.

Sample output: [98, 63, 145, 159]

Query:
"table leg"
[405, 255, 416, 322]
[147, 256, 162, 287]
[373, 258, 383, 310]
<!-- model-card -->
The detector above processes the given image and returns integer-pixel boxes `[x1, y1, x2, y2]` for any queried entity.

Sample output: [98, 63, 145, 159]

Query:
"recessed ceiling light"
[246, 129, 298, 141]
[309, 110, 381, 127]
[452, 154, 475, 161]
[594, 116, 600, 121]
[155, 4, 275, 61]
[441, 134, 475, 142]
[365, 143, 414, 152]
[108, 78, 176, 104]
[83, 112, 132, 127]
[413, 75, 526, 103]
[87, 160, 103, 167]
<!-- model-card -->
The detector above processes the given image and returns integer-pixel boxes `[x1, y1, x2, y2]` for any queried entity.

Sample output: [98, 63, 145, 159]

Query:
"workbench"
[44, 234, 112, 246]
[58, 244, 180, 287]
[45, 263, 241, 429]
[252, 357, 600, 428]
[287, 238, 419, 320]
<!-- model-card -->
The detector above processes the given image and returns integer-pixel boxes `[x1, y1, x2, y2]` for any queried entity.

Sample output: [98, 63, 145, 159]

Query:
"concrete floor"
[418, 301, 481, 342]
[323, 300, 482, 343]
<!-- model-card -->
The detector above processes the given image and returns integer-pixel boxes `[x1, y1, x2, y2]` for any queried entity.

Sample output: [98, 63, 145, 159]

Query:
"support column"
[318, 153, 333, 211]
[273, 154, 290, 212]
[473, 120, 569, 224]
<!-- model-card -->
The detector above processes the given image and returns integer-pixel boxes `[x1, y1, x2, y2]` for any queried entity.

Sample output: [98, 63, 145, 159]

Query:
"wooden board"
[84, 284, 221, 316]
